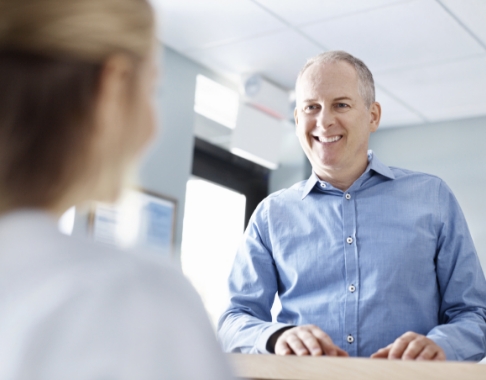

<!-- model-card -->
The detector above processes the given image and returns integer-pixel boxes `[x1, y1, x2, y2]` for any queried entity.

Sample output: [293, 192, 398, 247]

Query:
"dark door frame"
[191, 137, 270, 228]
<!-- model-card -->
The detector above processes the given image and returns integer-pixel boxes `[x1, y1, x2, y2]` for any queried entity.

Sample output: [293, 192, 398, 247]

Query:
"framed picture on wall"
[90, 188, 177, 258]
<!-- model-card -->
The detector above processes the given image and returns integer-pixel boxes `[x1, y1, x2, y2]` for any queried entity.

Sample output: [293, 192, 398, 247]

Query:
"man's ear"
[369, 102, 381, 133]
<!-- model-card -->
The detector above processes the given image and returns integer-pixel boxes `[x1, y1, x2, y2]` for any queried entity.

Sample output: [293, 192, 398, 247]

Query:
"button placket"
[342, 188, 359, 355]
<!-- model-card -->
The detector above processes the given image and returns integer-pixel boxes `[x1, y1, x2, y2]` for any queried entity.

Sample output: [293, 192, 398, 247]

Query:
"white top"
[0, 210, 234, 379]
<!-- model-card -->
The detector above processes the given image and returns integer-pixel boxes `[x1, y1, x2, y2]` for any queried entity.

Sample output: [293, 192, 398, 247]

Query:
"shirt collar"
[301, 150, 395, 199]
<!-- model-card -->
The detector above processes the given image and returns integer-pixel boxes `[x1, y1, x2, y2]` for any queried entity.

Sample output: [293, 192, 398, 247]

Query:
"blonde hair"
[0, 0, 154, 62]
[297, 51, 375, 108]
[0, 0, 154, 210]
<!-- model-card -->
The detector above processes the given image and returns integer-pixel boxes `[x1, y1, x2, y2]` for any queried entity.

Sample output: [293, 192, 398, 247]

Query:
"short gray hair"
[297, 51, 375, 108]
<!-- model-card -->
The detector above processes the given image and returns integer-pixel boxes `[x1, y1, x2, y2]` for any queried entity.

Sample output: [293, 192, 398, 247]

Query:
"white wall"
[369, 116, 486, 272]
[141, 46, 242, 260]
[73, 45, 233, 261]
[137, 46, 198, 261]
[269, 121, 308, 194]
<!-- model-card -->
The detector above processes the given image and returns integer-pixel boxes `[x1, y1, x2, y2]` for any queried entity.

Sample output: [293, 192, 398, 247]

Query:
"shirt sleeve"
[217, 200, 293, 354]
[426, 180, 486, 361]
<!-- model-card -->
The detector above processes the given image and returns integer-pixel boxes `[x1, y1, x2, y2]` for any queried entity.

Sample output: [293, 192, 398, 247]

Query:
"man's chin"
[312, 158, 342, 173]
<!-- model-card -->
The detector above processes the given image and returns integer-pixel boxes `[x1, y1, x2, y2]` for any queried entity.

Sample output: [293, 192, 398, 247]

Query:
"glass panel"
[181, 177, 246, 329]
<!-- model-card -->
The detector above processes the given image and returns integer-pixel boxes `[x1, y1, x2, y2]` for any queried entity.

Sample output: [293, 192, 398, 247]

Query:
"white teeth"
[318, 135, 342, 143]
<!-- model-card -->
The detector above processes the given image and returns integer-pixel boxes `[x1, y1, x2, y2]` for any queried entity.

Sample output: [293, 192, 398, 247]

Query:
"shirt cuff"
[255, 323, 294, 354]
[428, 335, 458, 361]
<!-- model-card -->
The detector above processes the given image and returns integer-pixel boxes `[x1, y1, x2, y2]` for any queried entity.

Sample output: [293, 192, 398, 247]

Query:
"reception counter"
[228, 353, 486, 380]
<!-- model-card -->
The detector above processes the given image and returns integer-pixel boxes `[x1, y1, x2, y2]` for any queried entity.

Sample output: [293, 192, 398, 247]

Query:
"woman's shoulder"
[0, 211, 233, 379]
[0, 209, 190, 299]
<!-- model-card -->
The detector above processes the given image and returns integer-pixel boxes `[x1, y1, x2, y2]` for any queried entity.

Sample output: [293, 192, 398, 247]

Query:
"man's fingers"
[276, 328, 445, 361]
[402, 336, 428, 360]
[388, 332, 417, 359]
[274, 339, 292, 356]
[371, 332, 446, 361]
[309, 326, 348, 357]
[275, 327, 311, 356]
[296, 329, 323, 356]
[413, 344, 438, 361]
[370, 344, 392, 359]
[417, 344, 446, 361]
[433, 349, 446, 361]
[275, 325, 347, 357]
[308, 328, 336, 356]
[370, 350, 388, 359]
[286, 334, 311, 356]
[336, 347, 350, 357]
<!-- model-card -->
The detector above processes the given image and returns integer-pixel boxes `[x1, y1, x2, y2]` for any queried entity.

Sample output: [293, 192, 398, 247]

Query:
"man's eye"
[336, 103, 349, 108]
[305, 105, 319, 111]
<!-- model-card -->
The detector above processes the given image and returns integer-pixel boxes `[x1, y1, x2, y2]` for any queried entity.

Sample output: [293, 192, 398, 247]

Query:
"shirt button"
[320, 183, 327, 188]
[349, 284, 356, 293]
[347, 335, 354, 343]
[346, 237, 353, 244]
[345, 193, 351, 200]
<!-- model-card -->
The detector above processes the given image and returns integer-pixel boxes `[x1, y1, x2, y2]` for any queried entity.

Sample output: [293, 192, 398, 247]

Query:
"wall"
[137, 45, 198, 261]
[269, 121, 309, 194]
[73, 45, 233, 262]
[369, 116, 486, 272]
[141, 45, 243, 261]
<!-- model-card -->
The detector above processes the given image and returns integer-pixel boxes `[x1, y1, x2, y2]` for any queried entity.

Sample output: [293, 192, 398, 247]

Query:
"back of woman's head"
[0, 0, 154, 211]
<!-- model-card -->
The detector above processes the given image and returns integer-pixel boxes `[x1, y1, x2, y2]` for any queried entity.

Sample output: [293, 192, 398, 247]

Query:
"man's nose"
[316, 107, 334, 129]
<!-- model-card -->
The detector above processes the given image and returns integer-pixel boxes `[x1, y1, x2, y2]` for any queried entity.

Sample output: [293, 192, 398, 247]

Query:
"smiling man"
[218, 51, 486, 361]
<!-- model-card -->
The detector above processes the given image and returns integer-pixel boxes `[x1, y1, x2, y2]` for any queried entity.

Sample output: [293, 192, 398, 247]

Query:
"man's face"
[294, 61, 380, 179]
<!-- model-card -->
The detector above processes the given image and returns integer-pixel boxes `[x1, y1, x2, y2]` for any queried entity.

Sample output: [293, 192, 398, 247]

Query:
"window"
[58, 206, 75, 235]
[181, 177, 246, 328]
[183, 138, 270, 328]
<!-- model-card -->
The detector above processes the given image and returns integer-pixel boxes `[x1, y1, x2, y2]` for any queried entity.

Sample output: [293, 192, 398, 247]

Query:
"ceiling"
[152, 0, 486, 129]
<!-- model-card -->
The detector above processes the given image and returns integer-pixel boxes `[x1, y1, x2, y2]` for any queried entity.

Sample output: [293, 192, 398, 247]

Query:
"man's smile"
[313, 135, 343, 143]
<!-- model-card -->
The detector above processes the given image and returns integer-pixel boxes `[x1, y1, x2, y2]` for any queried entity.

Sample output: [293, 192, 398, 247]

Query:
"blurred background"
[66, 0, 486, 328]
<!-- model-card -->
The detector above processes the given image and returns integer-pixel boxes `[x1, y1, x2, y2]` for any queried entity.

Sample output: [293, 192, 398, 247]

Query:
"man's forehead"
[299, 61, 357, 85]
[296, 61, 359, 100]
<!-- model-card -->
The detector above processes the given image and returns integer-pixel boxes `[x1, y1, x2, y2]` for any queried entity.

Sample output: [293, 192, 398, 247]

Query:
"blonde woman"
[0, 0, 233, 378]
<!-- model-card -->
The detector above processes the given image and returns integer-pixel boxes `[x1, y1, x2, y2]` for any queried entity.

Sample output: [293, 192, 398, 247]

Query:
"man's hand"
[274, 325, 349, 357]
[370, 332, 446, 360]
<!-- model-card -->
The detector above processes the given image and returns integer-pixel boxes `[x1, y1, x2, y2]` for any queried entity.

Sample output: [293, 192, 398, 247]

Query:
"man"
[218, 51, 486, 361]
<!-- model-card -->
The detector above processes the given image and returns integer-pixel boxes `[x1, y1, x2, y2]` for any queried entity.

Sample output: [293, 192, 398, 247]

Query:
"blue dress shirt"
[218, 152, 486, 360]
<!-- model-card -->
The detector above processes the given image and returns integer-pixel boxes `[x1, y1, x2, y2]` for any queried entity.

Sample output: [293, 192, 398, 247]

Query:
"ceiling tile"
[375, 55, 486, 122]
[300, 0, 485, 73]
[254, 0, 409, 26]
[374, 87, 425, 128]
[440, 0, 486, 46]
[184, 30, 322, 89]
[151, 0, 286, 51]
